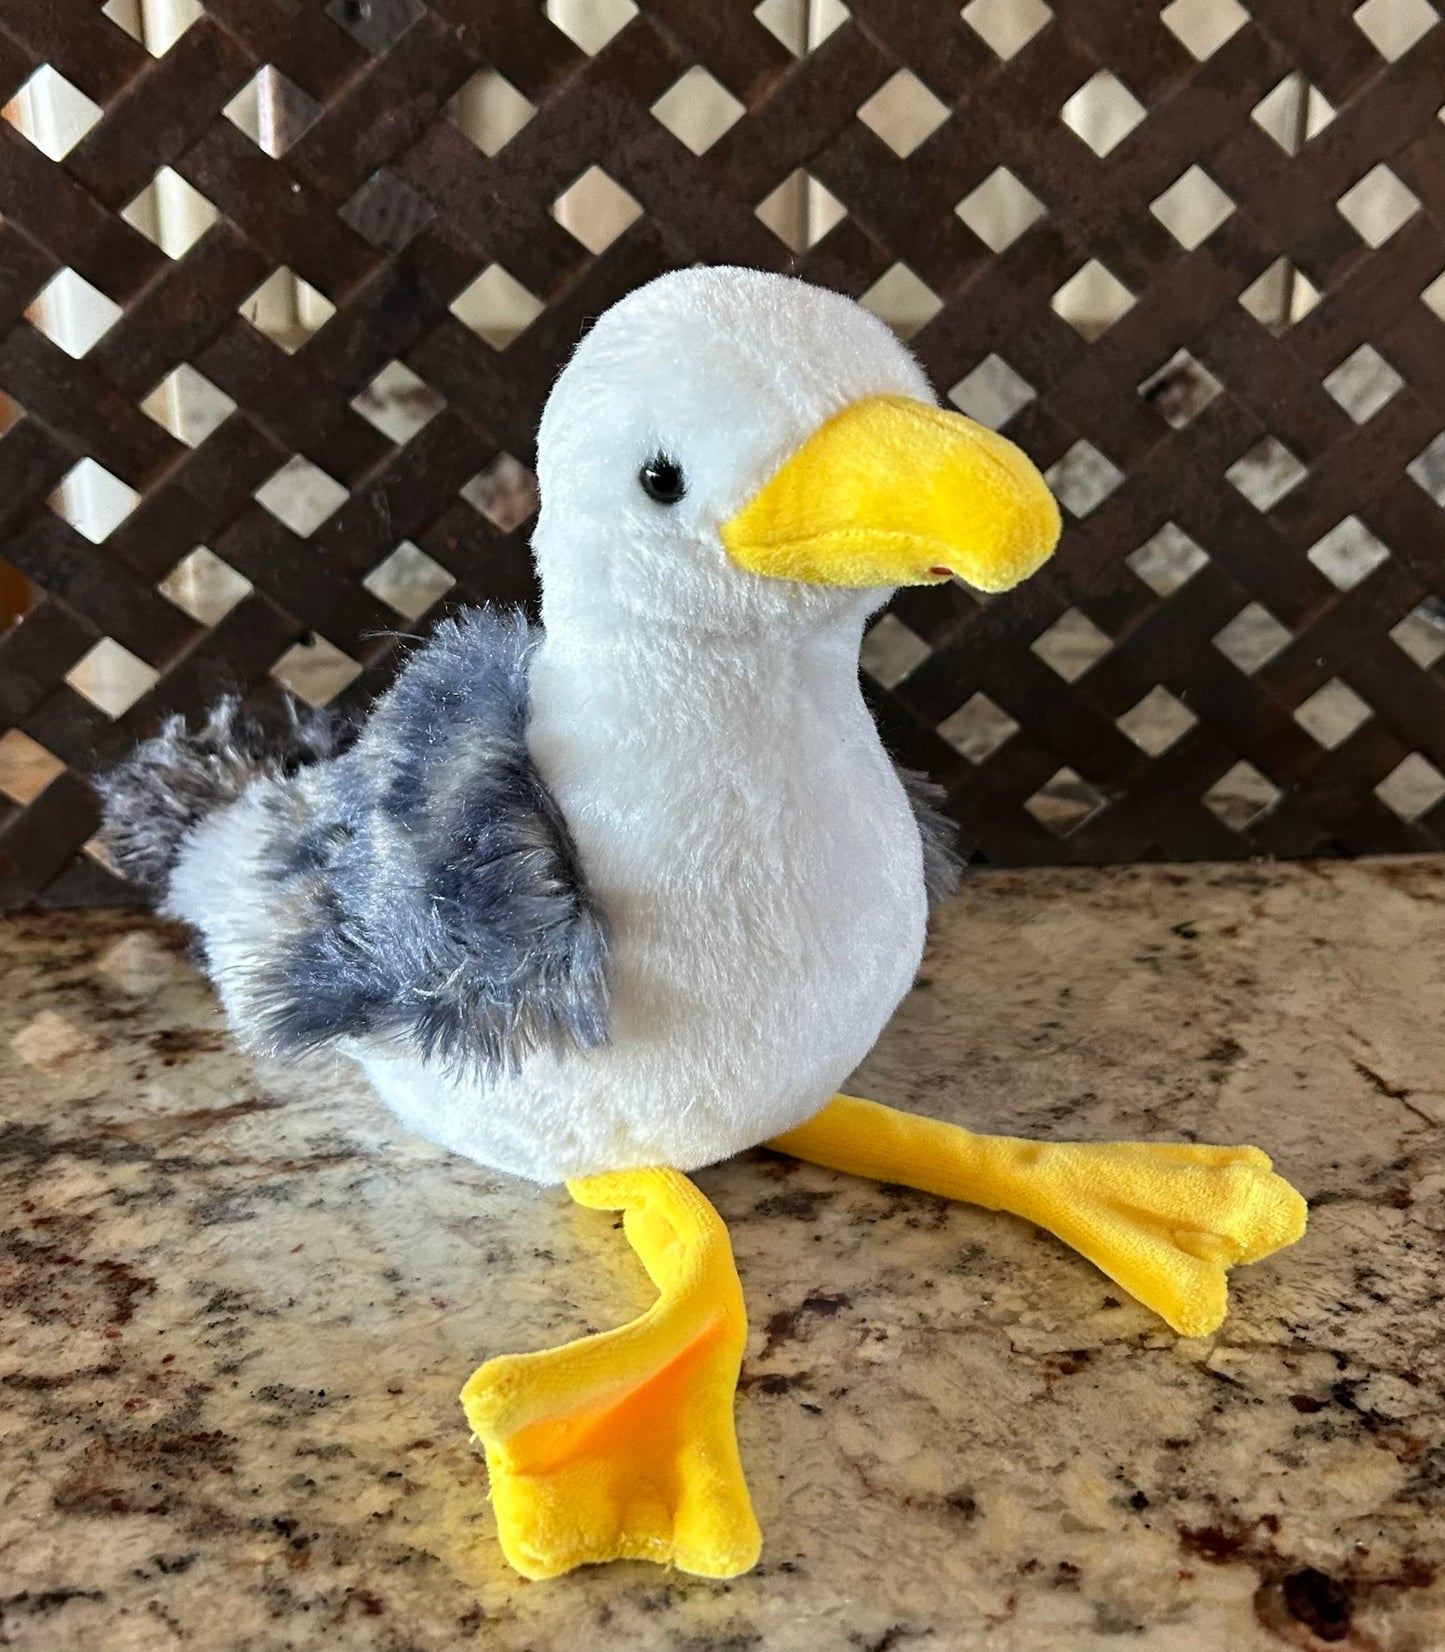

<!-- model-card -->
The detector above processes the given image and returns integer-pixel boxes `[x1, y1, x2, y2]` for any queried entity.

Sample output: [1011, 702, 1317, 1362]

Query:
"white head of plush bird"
[100, 266, 1305, 1583]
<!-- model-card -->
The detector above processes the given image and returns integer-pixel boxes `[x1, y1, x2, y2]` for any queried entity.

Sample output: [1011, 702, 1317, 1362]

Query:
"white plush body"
[359, 628, 927, 1180]
[170, 268, 939, 1183]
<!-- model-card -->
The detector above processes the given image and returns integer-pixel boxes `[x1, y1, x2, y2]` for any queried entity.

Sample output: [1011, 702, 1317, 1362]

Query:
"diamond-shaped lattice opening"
[49, 458, 140, 543]
[1162, 0, 1247, 58]
[1391, 602, 1445, 669]
[239, 268, 336, 353]
[157, 546, 252, 625]
[1307, 516, 1390, 591]
[1213, 602, 1291, 675]
[1150, 165, 1234, 249]
[962, 0, 1053, 58]
[1203, 760, 1281, 830]
[254, 456, 349, 538]
[351, 361, 444, 445]
[956, 168, 1045, 253]
[545, 0, 638, 53]
[362, 541, 456, 621]
[1127, 523, 1209, 596]
[0, 729, 64, 806]
[222, 66, 322, 158]
[348, 176, 431, 257]
[1061, 71, 1146, 157]
[82, 832, 127, 880]
[947, 354, 1035, 430]
[859, 264, 943, 341]
[1323, 343, 1404, 422]
[446, 70, 537, 157]
[1338, 163, 1422, 248]
[1293, 678, 1372, 749]
[1253, 73, 1335, 154]
[1031, 609, 1112, 681]
[1423, 270, 1445, 324]
[1226, 436, 1306, 511]
[339, 169, 430, 256]
[937, 693, 1019, 764]
[28, 269, 122, 358]
[1239, 258, 1321, 333]
[1354, 0, 1437, 60]
[461, 453, 539, 533]
[1406, 432, 1445, 507]
[1239, 262, 1320, 334]
[85, 832, 135, 885]
[271, 635, 362, 708]
[1377, 752, 1445, 821]
[1252, 73, 1335, 153]
[2, 66, 103, 161]
[1044, 439, 1123, 518]
[755, 171, 847, 253]
[120, 167, 219, 259]
[1051, 261, 1135, 339]
[856, 69, 949, 158]
[552, 166, 643, 254]
[450, 265, 544, 351]
[1026, 768, 1107, 837]
[754, 0, 850, 53]
[101, 0, 141, 37]
[651, 67, 745, 155]
[1138, 348, 1222, 429]
[1117, 686, 1198, 756]
[325, 0, 425, 52]
[860, 614, 929, 689]
[66, 638, 158, 719]
[104, 0, 200, 55]
[140, 364, 235, 447]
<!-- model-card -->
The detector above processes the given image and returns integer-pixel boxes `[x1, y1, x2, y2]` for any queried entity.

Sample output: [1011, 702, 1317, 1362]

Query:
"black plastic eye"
[639, 454, 686, 505]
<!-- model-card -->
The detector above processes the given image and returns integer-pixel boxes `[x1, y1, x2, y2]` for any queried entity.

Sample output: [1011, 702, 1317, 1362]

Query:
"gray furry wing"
[244, 609, 610, 1077]
[895, 765, 964, 905]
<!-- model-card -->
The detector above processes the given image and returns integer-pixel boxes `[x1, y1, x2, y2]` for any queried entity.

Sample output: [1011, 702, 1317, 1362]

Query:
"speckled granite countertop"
[2, 858, 1444, 1651]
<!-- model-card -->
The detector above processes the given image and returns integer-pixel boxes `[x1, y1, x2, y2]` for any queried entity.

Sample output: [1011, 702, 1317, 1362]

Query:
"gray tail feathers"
[94, 695, 353, 899]
[895, 764, 966, 905]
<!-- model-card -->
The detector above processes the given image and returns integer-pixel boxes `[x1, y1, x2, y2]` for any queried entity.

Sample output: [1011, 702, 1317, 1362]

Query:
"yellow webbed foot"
[460, 1169, 761, 1580]
[770, 1096, 1307, 1339]
[986, 1137, 1307, 1336]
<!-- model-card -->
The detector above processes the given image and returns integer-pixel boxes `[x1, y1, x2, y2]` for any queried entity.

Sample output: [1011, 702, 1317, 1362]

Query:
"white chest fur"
[360, 621, 929, 1183]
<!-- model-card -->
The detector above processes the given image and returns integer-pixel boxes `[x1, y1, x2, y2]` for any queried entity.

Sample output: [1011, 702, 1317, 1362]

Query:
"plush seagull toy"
[100, 266, 1306, 1581]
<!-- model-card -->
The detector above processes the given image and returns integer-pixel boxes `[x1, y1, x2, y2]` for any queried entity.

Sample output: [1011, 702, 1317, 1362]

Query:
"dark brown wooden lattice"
[2, 0, 1445, 907]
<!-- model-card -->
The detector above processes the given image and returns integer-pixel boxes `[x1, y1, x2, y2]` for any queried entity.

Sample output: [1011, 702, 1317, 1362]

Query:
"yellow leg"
[461, 1169, 761, 1580]
[769, 1095, 1307, 1337]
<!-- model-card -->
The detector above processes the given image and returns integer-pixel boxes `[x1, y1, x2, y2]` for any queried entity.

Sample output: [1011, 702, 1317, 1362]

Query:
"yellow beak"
[719, 393, 1061, 593]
